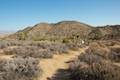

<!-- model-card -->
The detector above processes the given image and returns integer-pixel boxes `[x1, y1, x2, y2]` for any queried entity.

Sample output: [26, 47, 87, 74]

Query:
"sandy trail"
[39, 47, 87, 80]
[0, 54, 13, 60]
[0, 46, 87, 80]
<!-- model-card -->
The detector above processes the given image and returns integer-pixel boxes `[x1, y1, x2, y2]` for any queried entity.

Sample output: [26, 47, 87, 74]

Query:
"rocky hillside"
[5, 21, 120, 41]
[88, 25, 120, 40]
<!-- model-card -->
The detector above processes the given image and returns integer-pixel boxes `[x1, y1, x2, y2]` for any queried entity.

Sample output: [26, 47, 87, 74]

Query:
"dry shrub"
[3, 46, 53, 58]
[99, 40, 120, 47]
[86, 42, 120, 62]
[32, 49, 53, 58]
[29, 41, 69, 54]
[109, 45, 120, 62]
[0, 56, 42, 80]
[67, 41, 120, 80]
[3, 42, 69, 58]
[86, 42, 111, 60]
[70, 61, 120, 80]
[3, 48, 15, 55]
[69, 53, 120, 80]
[49, 43, 69, 54]
[78, 53, 103, 65]
[0, 41, 8, 49]
[51, 52, 120, 80]
[66, 43, 80, 50]
[0, 40, 23, 49]
[31, 42, 69, 54]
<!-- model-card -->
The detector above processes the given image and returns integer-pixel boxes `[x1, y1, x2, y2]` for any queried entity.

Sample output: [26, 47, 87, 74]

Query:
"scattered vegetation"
[69, 41, 120, 80]
[109, 45, 120, 62]
[69, 58, 120, 80]
[1, 41, 70, 58]
[50, 40, 120, 80]
[85, 41, 120, 62]
[0, 56, 42, 80]
[3, 46, 53, 58]
[88, 28, 103, 40]
[0, 21, 120, 80]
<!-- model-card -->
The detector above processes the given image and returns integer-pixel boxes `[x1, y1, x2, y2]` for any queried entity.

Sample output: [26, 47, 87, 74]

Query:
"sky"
[0, 0, 120, 31]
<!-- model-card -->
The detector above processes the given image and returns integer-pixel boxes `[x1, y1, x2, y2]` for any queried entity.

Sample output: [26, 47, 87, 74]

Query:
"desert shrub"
[0, 41, 11, 49]
[31, 49, 53, 58]
[69, 53, 120, 80]
[0, 40, 24, 49]
[109, 46, 120, 62]
[29, 42, 69, 54]
[78, 53, 103, 65]
[29, 42, 69, 53]
[86, 42, 111, 60]
[99, 40, 120, 47]
[2, 48, 13, 55]
[17, 32, 27, 40]
[66, 43, 79, 50]
[0, 42, 7, 49]
[88, 28, 103, 40]
[8, 40, 23, 46]
[86, 42, 120, 62]
[3, 46, 53, 58]
[49, 43, 69, 54]
[2, 41, 70, 58]
[0, 56, 42, 80]
[70, 61, 120, 80]
[51, 51, 120, 80]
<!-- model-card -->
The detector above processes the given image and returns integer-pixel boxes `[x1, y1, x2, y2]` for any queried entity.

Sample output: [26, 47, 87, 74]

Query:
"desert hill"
[88, 25, 120, 40]
[5, 21, 120, 41]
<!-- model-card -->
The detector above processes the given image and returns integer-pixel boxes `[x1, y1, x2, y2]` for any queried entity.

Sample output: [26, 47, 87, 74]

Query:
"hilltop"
[5, 21, 120, 41]
[0, 21, 120, 80]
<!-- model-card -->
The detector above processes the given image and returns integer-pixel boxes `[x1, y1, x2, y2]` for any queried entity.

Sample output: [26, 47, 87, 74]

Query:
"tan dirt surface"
[39, 47, 88, 80]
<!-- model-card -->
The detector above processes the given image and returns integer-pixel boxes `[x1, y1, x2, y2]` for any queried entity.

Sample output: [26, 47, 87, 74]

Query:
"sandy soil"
[39, 47, 87, 80]
[0, 46, 119, 80]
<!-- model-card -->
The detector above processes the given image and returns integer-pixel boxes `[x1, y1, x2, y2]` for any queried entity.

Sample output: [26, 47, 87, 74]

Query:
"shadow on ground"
[47, 69, 71, 80]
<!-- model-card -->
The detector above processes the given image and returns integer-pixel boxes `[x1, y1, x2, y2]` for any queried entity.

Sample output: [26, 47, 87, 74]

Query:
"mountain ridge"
[4, 21, 120, 41]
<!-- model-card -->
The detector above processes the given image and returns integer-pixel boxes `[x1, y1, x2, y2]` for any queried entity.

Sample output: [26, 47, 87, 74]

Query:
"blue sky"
[0, 0, 120, 31]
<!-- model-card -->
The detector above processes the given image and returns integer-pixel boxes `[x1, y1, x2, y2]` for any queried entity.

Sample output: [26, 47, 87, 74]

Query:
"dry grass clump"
[0, 56, 42, 80]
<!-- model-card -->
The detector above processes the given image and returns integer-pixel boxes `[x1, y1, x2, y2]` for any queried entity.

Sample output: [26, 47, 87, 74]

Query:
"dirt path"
[39, 47, 87, 80]
[0, 54, 13, 60]
[0, 46, 88, 80]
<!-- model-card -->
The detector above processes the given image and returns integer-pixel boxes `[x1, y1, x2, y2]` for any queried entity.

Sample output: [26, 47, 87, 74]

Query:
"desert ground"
[0, 21, 120, 80]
